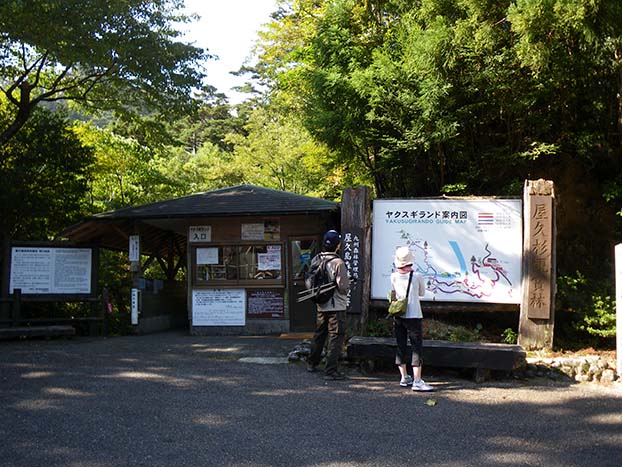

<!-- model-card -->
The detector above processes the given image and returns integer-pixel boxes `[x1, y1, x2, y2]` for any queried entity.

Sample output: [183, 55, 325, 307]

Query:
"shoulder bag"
[388, 271, 413, 317]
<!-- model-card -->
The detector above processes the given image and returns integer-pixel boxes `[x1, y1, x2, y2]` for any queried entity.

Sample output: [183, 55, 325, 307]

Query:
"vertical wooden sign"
[615, 244, 622, 379]
[519, 179, 556, 350]
[341, 186, 371, 335]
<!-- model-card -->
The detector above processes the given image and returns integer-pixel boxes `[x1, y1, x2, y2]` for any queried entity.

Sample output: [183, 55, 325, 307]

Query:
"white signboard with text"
[372, 199, 522, 303]
[192, 289, 246, 326]
[189, 226, 212, 243]
[128, 235, 140, 262]
[9, 247, 93, 295]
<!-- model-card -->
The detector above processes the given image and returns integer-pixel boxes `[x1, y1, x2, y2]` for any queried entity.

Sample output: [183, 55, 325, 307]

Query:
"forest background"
[1, 0, 621, 349]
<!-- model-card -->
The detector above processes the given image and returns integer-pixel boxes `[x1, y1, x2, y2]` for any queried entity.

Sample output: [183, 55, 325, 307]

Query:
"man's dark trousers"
[308, 311, 345, 375]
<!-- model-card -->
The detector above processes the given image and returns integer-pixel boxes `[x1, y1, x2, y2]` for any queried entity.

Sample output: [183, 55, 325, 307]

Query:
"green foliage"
[501, 328, 518, 345]
[0, 101, 93, 243]
[581, 295, 616, 338]
[0, 0, 207, 146]
[424, 319, 484, 342]
[556, 273, 616, 348]
[99, 250, 134, 336]
[74, 122, 176, 210]
[225, 107, 341, 197]
[365, 318, 393, 337]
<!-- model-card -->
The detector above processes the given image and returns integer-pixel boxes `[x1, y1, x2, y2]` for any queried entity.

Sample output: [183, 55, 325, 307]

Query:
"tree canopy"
[0, 0, 208, 147]
[0, 100, 93, 244]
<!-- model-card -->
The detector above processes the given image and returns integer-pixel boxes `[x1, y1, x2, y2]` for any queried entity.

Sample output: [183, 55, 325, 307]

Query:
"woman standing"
[390, 246, 434, 391]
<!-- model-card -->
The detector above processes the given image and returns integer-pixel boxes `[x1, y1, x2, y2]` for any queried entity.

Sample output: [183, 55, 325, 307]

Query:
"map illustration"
[371, 199, 522, 304]
[399, 230, 516, 302]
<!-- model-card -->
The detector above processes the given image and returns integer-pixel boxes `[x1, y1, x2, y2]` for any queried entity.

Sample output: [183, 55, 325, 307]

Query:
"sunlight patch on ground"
[14, 399, 61, 411]
[585, 413, 622, 424]
[482, 452, 543, 465]
[111, 371, 169, 380]
[192, 346, 243, 353]
[250, 389, 302, 396]
[44, 387, 94, 398]
[238, 357, 289, 364]
[539, 406, 575, 416]
[193, 414, 229, 427]
[21, 371, 55, 379]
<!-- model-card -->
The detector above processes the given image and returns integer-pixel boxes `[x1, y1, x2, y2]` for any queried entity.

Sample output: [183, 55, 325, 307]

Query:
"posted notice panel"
[372, 199, 522, 303]
[9, 246, 94, 296]
[192, 289, 246, 326]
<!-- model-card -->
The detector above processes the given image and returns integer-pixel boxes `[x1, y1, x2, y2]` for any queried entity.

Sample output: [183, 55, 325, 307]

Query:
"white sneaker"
[412, 379, 434, 391]
[399, 375, 413, 387]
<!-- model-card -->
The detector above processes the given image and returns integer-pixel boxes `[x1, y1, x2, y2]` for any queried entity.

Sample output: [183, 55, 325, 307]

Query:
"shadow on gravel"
[1, 332, 621, 467]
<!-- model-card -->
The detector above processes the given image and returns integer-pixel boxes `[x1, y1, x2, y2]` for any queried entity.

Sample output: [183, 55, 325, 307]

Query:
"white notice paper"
[192, 289, 246, 326]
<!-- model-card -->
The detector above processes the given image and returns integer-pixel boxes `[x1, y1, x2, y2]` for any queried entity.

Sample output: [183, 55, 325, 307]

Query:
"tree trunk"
[0, 82, 34, 149]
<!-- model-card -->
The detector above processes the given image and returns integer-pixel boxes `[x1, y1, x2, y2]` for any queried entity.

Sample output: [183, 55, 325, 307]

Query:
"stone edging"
[517, 355, 620, 384]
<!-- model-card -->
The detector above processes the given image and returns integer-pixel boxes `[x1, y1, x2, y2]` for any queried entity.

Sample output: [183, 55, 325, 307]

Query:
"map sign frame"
[371, 198, 523, 304]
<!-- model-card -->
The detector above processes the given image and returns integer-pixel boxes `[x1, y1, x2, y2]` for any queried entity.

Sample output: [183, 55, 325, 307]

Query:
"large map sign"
[371, 199, 522, 303]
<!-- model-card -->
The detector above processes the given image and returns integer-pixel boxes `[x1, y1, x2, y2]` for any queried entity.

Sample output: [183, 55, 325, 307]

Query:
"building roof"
[60, 185, 339, 260]
[87, 184, 338, 220]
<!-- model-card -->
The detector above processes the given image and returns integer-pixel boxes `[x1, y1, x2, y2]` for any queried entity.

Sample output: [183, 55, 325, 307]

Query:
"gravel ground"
[1, 331, 622, 467]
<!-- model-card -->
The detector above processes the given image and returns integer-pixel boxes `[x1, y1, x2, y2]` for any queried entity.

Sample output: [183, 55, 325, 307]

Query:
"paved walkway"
[1, 331, 622, 466]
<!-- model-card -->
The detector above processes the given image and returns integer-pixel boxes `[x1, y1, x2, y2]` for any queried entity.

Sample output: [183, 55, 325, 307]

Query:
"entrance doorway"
[289, 237, 319, 332]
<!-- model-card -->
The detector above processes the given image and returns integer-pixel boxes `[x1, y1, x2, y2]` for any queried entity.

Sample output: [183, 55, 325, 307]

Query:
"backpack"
[304, 253, 338, 305]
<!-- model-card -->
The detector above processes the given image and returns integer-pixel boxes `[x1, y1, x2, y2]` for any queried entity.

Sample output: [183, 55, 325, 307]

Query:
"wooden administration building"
[61, 185, 340, 335]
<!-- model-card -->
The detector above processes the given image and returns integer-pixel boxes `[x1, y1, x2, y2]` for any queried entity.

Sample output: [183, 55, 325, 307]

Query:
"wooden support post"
[341, 186, 372, 336]
[12, 288, 21, 326]
[518, 179, 556, 350]
[1, 239, 10, 321]
[102, 288, 110, 337]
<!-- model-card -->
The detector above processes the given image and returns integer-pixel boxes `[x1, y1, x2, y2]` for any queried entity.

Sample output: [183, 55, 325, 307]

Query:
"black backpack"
[304, 253, 338, 305]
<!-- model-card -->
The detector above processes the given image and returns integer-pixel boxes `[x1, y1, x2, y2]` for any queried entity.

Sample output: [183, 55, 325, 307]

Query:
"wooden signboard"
[524, 195, 554, 319]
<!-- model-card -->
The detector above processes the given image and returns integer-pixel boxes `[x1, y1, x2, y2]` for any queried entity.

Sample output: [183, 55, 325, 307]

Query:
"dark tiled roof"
[89, 184, 338, 220]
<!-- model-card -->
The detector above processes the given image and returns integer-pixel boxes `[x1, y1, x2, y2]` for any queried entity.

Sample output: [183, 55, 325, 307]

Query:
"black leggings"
[394, 317, 423, 367]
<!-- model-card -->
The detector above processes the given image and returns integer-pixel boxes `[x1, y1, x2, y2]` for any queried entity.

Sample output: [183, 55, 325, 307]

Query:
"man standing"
[306, 230, 350, 380]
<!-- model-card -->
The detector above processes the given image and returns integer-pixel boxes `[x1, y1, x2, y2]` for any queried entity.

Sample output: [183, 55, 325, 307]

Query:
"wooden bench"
[0, 325, 75, 340]
[347, 336, 526, 382]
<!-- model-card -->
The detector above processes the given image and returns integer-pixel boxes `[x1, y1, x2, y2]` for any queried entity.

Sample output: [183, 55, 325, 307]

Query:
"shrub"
[501, 328, 518, 344]
[556, 272, 615, 349]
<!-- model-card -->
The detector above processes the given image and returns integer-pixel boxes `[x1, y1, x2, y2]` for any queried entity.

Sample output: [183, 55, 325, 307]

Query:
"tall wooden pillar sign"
[341, 186, 372, 335]
[519, 179, 556, 350]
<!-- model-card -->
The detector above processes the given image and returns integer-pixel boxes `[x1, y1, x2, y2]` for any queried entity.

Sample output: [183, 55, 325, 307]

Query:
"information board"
[192, 289, 246, 326]
[9, 246, 93, 295]
[371, 199, 522, 303]
[246, 289, 284, 319]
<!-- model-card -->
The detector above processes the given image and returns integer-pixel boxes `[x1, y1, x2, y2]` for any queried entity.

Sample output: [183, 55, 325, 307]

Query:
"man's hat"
[323, 230, 341, 249]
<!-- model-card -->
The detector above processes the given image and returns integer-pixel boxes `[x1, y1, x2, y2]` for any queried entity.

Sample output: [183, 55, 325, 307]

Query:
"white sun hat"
[394, 246, 414, 268]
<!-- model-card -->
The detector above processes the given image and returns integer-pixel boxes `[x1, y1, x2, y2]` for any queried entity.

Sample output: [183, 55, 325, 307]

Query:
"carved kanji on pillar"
[519, 179, 556, 350]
